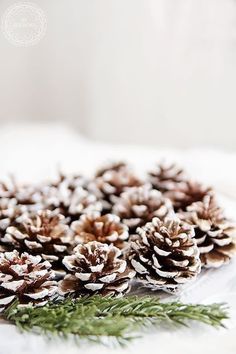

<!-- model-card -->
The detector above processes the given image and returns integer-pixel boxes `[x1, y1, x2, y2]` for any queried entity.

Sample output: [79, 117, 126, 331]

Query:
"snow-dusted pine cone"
[0, 198, 25, 234]
[113, 186, 174, 232]
[42, 180, 102, 221]
[95, 161, 129, 178]
[4, 210, 72, 263]
[165, 181, 213, 211]
[128, 217, 201, 293]
[0, 198, 28, 252]
[88, 167, 143, 212]
[0, 178, 22, 199]
[148, 162, 187, 192]
[0, 250, 57, 312]
[71, 213, 129, 250]
[59, 241, 135, 297]
[0, 179, 43, 214]
[180, 196, 236, 268]
[51, 172, 88, 191]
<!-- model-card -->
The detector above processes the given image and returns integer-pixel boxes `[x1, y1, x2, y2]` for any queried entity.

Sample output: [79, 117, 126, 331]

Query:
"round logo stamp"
[1, 2, 47, 47]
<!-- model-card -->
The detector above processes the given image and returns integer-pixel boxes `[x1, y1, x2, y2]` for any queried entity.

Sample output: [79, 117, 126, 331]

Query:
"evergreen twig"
[4, 295, 228, 346]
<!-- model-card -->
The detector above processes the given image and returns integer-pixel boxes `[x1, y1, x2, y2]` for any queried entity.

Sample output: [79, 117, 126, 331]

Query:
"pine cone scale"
[0, 294, 15, 308]
[219, 242, 236, 255]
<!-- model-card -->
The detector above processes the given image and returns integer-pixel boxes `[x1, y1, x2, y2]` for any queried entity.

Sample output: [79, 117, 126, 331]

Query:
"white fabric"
[1, 123, 236, 354]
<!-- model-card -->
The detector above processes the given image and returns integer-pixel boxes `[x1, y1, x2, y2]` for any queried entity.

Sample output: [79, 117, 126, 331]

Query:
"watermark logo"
[1, 2, 47, 47]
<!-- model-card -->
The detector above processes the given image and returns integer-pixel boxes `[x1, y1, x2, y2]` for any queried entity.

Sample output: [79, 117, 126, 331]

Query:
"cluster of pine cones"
[0, 161, 235, 311]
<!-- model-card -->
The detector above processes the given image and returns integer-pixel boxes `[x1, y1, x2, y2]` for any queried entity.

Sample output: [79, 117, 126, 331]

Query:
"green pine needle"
[3, 295, 229, 346]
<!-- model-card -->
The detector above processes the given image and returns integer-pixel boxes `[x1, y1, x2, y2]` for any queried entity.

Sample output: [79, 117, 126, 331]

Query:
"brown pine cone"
[14, 186, 43, 212]
[4, 210, 72, 263]
[128, 217, 201, 293]
[59, 241, 135, 297]
[0, 250, 57, 311]
[148, 162, 187, 192]
[0, 198, 25, 234]
[95, 161, 129, 177]
[71, 213, 129, 249]
[180, 196, 236, 268]
[165, 181, 213, 211]
[52, 172, 89, 191]
[0, 179, 43, 214]
[113, 185, 174, 232]
[0, 198, 28, 252]
[0, 178, 20, 199]
[42, 182, 102, 221]
[88, 168, 143, 212]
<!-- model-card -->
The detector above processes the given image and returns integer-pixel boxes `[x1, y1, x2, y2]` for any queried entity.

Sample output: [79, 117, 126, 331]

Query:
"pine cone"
[128, 217, 201, 293]
[88, 168, 143, 212]
[165, 181, 213, 211]
[59, 241, 135, 297]
[95, 161, 129, 177]
[148, 162, 187, 192]
[0, 178, 20, 199]
[0, 250, 57, 311]
[71, 213, 129, 249]
[52, 172, 88, 191]
[0, 198, 25, 234]
[0, 198, 29, 252]
[180, 196, 236, 268]
[4, 210, 72, 263]
[14, 186, 43, 212]
[113, 186, 173, 232]
[0, 179, 43, 213]
[42, 182, 102, 221]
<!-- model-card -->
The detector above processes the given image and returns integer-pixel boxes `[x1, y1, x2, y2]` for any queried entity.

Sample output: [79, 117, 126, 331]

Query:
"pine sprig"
[4, 295, 228, 346]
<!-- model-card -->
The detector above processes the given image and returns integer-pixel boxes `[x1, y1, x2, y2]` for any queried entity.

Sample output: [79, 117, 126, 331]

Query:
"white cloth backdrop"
[1, 0, 236, 148]
[1, 123, 236, 354]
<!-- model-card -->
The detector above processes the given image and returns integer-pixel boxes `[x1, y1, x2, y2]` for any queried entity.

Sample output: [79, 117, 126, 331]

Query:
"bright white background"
[1, 0, 236, 148]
